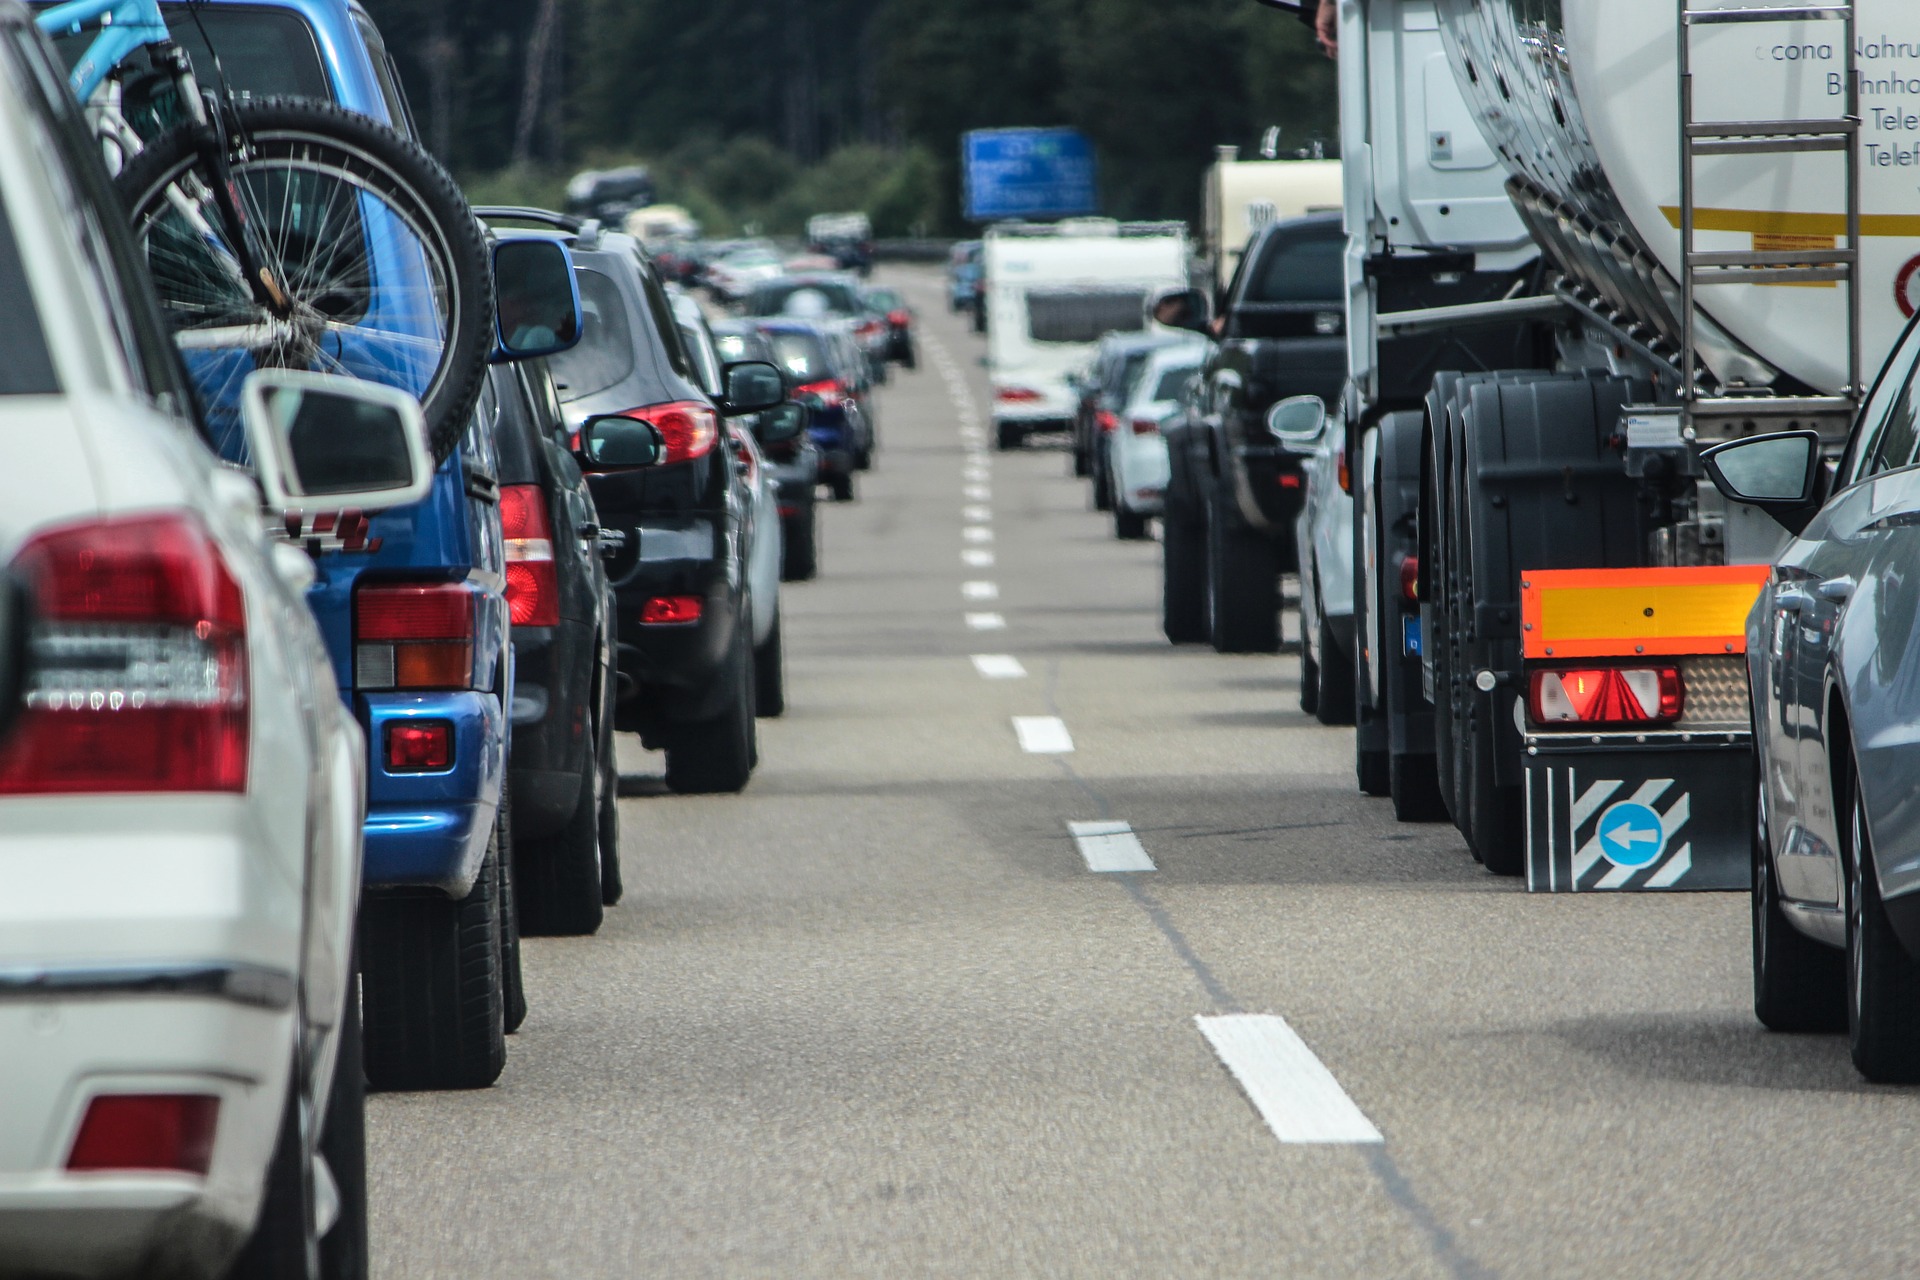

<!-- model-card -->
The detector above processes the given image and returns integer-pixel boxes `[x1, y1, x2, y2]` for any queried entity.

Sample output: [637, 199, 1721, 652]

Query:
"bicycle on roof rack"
[34, 0, 491, 461]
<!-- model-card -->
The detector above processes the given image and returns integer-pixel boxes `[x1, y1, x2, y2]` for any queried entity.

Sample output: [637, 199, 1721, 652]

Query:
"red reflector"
[640, 595, 703, 625]
[1399, 556, 1421, 601]
[385, 719, 453, 771]
[68, 1094, 219, 1175]
[995, 387, 1043, 403]
[1278, 474, 1303, 489]
[1131, 418, 1160, 436]
[500, 485, 560, 627]
[1528, 666, 1684, 727]
[356, 584, 473, 641]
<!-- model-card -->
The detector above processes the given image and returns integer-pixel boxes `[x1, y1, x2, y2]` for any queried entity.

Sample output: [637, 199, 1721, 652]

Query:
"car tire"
[1298, 638, 1320, 716]
[318, 969, 368, 1279]
[514, 743, 605, 938]
[1093, 453, 1113, 512]
[1313, 598, 1356, 727]
[665, 625, 756, 795]
[1206, 486, 1281, 654]
[1161, 497, 1208, 645]
[495, 796, 527, 1031]
[995, 420, 1022, 451]
[828, 473, 855, 503]
[1845, 770, 1920, 1081]
[1465, 693, 1524, 876]
[1114, 503, 1149, 540]
[781, 506, 818, 581]
[598, 718, 623, 907]
[755, 611, 786, 718]
[1072, 445, 1091, 478]
[902, 345, 917, 370]
[228, 1048, 319, 1278]
[854, 442, 873, 471]
[361, 844, 506, 1091]
[1753, 777, 1844, 1032]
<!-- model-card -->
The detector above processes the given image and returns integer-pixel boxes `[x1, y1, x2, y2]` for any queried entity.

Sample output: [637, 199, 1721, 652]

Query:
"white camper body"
[1202, 153, 1344, 287]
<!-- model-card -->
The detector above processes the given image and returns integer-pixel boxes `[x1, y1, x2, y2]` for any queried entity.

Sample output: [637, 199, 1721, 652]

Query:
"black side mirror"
[1702, 430, 1824, 535]
[577, 414, 664, 469]
[755, 400, 810, 446]
[719, 360, 786, 416]
[491, 238, 583, 361]
[0, 569, 28, 742]
[1149, 285, 1213, 335]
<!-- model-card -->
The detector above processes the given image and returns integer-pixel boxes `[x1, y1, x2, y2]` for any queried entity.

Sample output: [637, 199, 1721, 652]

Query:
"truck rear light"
[0, 514, 248, 795]
[67, 1094, 219, 1175]
[1399, 556, 1421, 601]
[1131, 418, 1160, 435]
[1528, 666, 1683, 727]
[355, 583, 474, 690]
[995, 387, 1042, 403]
[640, 595, 702, 625]
[499, 484, 559, 627]
[385, 719, 453, 771]
[599, 400, 718, 464]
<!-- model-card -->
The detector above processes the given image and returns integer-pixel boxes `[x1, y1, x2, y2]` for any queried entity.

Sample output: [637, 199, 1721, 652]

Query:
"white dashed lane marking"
[963, 527, 994, 544]
[1068, 820, 1155, 872]
[964, 484, 991, 501]
[962, 505, 993, 523]
[965, 612, 1007, 631]
[962, 581, 999, 600]
[962, 549, 995, 568]
[1196, 1015, 1384, 1146]
[1012, 716, 1074, 754]
[969, 654, 1027, 680]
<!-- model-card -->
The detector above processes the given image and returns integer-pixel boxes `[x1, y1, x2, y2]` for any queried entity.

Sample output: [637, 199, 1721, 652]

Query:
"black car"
[714, 320, 823, 581]
[757, 318, 875, 503]
[564, 165, 655, 226]
[490, 357, 620, 935]
[860, 284, 917, 369]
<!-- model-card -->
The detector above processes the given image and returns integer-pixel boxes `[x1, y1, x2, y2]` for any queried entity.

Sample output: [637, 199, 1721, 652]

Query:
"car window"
[43, 8, 332, 103]
[635, 255, 696, 381]
[352, 13, 416, 132]
[1246, 233, 1343, 303]
[747, 280, 863, 316]
[1114, 352, 1155, 403]
[490, 366, 540, 485]
[1027, 289, 1146, 344]
[766, 331, 829, 383]
[0, 194, 56, 395]
[1846, 315, 1920, 485]
[549, 268, 636, 401]
[1150, 364, 1199, 402]
[678, 316, 722, 396]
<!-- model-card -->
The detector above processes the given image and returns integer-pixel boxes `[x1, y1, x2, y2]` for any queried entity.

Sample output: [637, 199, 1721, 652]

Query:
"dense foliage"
[362, 0, 1336, 235]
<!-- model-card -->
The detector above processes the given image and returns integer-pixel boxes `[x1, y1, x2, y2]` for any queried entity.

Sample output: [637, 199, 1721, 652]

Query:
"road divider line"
[962, 581, 999, 600]
[965, 484, 991, 501]
[965, 612, 1006, 631]
[1068, 820, 1155, 872]
[963, 526, 994, 543]
[1012, 715, 1074, 754]
[970, 654, 1027, 679]
[962, 549, 995, 567]
[1196, 1014, 1384, 1145]
[963, 505, 993, 523]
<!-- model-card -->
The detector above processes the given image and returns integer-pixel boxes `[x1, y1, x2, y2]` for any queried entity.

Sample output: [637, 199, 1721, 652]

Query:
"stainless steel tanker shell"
[1434, 0, 1920, 395]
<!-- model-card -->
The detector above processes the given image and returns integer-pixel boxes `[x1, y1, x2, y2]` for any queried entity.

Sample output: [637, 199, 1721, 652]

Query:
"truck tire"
[1753, 779, 1843, 1032]
[1206, 486, 1281, 654]
[1313, 592, 1356, 726]
[1374, 412, 1446, 821]
[755, 612, 786, 718]
[995, 420, 1022, 451]
[1465, 692, 1524, 875]
[1846, 769, 1920, 1081]
[665, 624, 756, 795]
[361, 843, 506, 1091]
[514, 743, 604, 937]
[1161, 495, 1209, 644]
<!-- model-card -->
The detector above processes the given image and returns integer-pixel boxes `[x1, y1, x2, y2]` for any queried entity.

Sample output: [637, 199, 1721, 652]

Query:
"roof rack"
[471, 206, 581, 233]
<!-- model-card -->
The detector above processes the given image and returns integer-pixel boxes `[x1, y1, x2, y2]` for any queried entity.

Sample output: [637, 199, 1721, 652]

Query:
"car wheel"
[1846, 769, 1920, 1081]
[318, 969, 368, 1279]
[755, 611, 786, 718]
[902, 344, 917, 370]
[1161, 495, 1208, 645]
[995, 420, 1023, 451]
[1752, 774, 1843, 1032]
[854, 442, 873, 471]
[361, 840, 506, 1091]
[665, 624, 756, 795]
[828, 473, 855, 503]
[1313, 597, 1356, 727]
[1206, 485, 1281, 654]
[1072, 443, 1091, 478]
[1114, 501, 1149, 541]
[495, 795, 527, 1029]
[1093, 453, 1113, 512]
[514, 739, 605, 937]
[781, 506, 818, 581]
[1298, 633, 1320, 716]
[228, 1045, 319, 1277]
[598, 716, 623, 907]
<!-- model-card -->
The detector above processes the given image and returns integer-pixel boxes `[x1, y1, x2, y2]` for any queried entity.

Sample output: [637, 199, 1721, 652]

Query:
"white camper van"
[983, 219, 1189, 450]
[1201, 148, 1342, 290]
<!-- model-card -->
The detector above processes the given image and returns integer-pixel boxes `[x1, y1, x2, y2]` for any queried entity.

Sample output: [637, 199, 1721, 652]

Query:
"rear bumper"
[607, 525, 742, 731]
[360, 690, 503, 896]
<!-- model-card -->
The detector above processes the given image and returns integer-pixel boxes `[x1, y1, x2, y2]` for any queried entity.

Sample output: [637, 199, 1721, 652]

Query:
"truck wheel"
[1389, 751, 1448, 821]
[1846, 770, 1920, 1081]
[995, 420, 1023, 451]
[1161, 497, 1208, 644]
[1753, 779, 1843, 1032]
[1422, 425, 1457, 823]
[781, 506, 818, 581]
[1206, 488, 1281, 654]
[665, 625, 756, 795]
[1357, 737, 1391, 796]
[1313, 597, 1356, 726]
[755, 612, 786, 718]
[1465, 693, 1524, 876]
[362, 843, 506, 1091]
[514, 742, 604, 937]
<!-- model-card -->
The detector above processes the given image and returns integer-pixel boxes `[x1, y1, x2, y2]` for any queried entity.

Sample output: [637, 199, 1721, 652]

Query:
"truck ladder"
[1677, 1, 1862, 420]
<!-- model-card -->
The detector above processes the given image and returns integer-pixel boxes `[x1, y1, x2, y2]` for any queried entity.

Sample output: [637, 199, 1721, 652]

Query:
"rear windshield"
[713, 331, 767, 363]
[0, 201, 57, 395]
[746, 280, 864, 317]
[1110, 351, 1154, 401]
[549, 269, 635, 401]
[1149, 364, 1198, 402]
[1026, 289, 1145, 345]
[1247, 234, 1343, 304]
[864, 288, 904, 311]
[765, 331, 830, 383]
[41, 8, 332, 103]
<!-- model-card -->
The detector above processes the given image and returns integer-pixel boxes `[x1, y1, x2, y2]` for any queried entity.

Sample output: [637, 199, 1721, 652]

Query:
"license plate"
[1402, 615, 1422, 657]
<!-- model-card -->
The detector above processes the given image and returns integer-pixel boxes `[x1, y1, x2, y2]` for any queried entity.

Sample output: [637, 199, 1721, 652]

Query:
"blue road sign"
[1597, 801, 1667, 869]
[963, 128, 1098, 221]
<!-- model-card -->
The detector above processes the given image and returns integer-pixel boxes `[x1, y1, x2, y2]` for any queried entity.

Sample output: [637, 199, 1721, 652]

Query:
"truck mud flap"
[1524, 743, 1750, 892]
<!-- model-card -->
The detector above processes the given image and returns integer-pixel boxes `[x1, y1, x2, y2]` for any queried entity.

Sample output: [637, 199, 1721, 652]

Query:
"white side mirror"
[241, 370, 433, 515]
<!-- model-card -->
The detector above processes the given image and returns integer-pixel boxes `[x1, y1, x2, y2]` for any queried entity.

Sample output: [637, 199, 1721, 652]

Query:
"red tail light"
[1095, 409, 1119, 434]
[599, 400, 718, 465]
[1528, 666, 1684, 727]
[1131, 417, 1160, 436]
[996, 387, 1042, 403]
[355, 583, 474, 690]
[1399, 556, 1421, 601]
[0, 514, 248, 795]
[67, 1094, 219, 1175]
[499, 484, 560, 627]
[797, 379, 846, 409]
[385, 719, 453, 772]
[887, 309, 911, 326]
[640, 595, 703, 625]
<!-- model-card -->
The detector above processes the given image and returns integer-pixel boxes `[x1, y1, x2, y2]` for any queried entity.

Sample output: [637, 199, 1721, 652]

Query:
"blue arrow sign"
[1596, 801, 1666, 869]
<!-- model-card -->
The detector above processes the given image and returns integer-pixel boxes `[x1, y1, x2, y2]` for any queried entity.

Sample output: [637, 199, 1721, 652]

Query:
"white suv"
[0, 14, 391, 1277]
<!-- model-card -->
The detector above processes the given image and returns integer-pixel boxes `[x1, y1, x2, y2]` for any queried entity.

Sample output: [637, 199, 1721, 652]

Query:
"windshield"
[765, 331, 830, 383]
[1026, 289, 1147, 345]
[1247, 234, 1343, 303]
[746, 280, 863, 317]
[42, 8, 332, 103]
[548, 269, 635, 401]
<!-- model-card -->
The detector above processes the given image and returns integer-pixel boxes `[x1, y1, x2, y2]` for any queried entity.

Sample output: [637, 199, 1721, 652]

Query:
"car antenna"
[1260, 126, 1281, 160]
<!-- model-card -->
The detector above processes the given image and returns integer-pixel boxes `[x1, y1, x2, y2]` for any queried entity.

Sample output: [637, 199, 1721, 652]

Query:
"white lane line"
[965, 612, 1007, 631]
[962, 580, 999, 600]
[970, 654, 1027, 679]
[963, 526, 994, 543]
[1196, 1014, 1384, 1145]
[1068, 820, 1155, 872]
[963, 505, 993, 523]
[965, 484, 992, 501]
[1012, 715, 1074, 754]
[962, 549, 996, 567]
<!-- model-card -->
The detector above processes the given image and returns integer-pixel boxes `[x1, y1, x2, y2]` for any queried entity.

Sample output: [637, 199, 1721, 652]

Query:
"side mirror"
[1149, 285, 1213, 335]
[1266, 395, 1328, 456]
[577, 414, 664, 469]
[241, 370, 433, 514]
[1702, 430, 1823, 534]
[491, 238, 583, 362]
[719, 360, 786, 416]
[0, 569, 28, 743]
[754, 400, 810, 446]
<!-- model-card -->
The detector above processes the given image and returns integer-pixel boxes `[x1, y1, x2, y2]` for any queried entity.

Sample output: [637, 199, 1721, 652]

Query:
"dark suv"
[756, 318, 874, 503]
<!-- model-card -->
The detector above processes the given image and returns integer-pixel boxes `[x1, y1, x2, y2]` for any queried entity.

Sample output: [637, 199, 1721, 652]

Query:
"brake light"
[1131, 417, 1160, 436]
[385, 719, 453, 772]
[887, 309, 910, 327]
[1279, 474, 1303, 489]
[1095, 409, 1119, 434]
[355, 583, 474, 690]
[1528, 666, 1684, 727]
[499, 484, 559, 627]
[1399, 556, 1420, 601]
[598, 400, 718, 465]
[0, 514, 248, 795]
[996, 387, 1042, 403]
[67, 1094, 219, 1175]
[640, 595, 703, 625]
[797, 379, 846, 409]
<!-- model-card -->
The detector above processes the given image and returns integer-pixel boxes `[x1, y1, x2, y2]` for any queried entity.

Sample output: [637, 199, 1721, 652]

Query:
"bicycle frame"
[33, 0, 171, 105]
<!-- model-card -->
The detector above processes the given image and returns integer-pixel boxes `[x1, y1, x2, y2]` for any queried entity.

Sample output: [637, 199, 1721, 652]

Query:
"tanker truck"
[1229, 0, 1920, 890]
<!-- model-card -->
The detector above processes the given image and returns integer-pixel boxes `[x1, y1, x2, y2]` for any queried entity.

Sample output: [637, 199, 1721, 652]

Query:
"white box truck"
[983, 219, 1190, 450]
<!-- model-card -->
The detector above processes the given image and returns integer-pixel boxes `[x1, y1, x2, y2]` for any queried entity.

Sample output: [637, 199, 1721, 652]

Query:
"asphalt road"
[367, 269, 1920, 1278]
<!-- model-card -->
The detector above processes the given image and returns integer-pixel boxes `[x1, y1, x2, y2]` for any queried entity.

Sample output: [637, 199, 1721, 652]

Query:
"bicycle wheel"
[116, 98, 491, 463]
